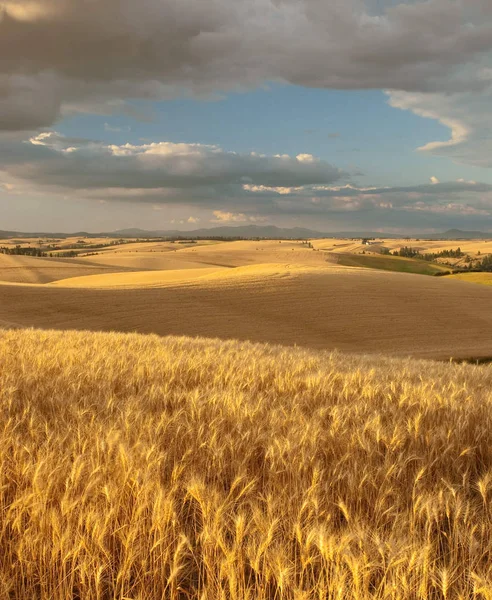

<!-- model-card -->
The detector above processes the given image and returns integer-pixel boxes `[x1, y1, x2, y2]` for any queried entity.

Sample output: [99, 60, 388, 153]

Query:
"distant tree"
[395, 246, 420, 259]
[476, 255, 492, 272]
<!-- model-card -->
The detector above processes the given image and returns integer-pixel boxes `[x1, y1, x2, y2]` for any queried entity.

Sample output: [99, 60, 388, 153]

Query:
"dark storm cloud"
[1, 0, 492, 135]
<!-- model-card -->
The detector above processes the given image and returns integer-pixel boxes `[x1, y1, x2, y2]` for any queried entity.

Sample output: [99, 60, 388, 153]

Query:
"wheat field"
[1, 327, 492, 599]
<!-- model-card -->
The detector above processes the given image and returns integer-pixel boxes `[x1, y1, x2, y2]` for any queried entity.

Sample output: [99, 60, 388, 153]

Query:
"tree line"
[1, 246, 78, 258]
[392, 246, 465, 260]
[388, 245, 492, 273]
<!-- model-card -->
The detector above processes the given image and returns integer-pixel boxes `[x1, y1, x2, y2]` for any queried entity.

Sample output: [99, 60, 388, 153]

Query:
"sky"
[2, 0, 492, 233]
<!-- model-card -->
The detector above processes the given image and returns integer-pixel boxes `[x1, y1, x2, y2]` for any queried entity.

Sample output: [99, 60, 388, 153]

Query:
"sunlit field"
[2, 237, 492, 361]
[1, 328, 492, 599]
[448, 272, 492, 286]
[3, 261, 492, 359]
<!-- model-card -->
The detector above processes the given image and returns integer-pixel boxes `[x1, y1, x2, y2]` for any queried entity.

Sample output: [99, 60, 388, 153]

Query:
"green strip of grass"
[336, 253, 448, 276]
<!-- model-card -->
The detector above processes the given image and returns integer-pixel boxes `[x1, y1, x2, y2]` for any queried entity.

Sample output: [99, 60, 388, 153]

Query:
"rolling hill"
[2, 264, 492, 359]
[0, 253, 134, 284]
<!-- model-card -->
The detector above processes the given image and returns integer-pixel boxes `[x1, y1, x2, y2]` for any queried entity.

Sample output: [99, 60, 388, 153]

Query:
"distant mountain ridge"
[434, 229, 489, 240]
[112, 225, 329, 239]
[106, 226, 492, 240]
[1, 226, 492, 240]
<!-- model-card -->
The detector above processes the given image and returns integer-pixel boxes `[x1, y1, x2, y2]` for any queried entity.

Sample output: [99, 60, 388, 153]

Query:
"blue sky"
[58, 86, 461, 187]
[2, 0, 492, 233]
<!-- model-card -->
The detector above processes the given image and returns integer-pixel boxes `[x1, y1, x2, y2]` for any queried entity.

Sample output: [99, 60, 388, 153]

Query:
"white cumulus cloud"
[211, 210, 265, 223]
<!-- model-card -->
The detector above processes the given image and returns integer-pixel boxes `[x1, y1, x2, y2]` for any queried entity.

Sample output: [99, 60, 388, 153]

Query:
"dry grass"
[1, 328, 492, 599]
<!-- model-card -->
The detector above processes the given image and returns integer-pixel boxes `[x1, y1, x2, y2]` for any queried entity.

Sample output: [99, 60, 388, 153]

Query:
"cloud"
[2, 131, 492, 225]
[239, 180, 492, 222]
[2, 1, 492, 181]
[387, 74, 492, 167]
[243, 180, 492, 198]
[0, 132, 345, 191]
[403, 202, 491, 216]
[2, 129, 492, 230]
[1, 0, 492, 133]
[170, 216, 201, 224]
[211, 210, 265, 223]
[0, 72, 62, 130]
[104, 123, 131, 133]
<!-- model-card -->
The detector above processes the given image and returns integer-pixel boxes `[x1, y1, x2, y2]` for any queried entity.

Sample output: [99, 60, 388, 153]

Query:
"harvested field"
[2, 264, 492, 359]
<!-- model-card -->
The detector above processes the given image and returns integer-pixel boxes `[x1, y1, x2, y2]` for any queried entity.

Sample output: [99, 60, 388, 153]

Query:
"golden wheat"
[1, 328, 492, 598]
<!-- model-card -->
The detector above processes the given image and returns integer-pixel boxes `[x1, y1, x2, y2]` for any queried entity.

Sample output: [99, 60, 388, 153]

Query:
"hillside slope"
[78, 240, 330, 270]
[2, 266, 492, 359]
[0, 253, 135, 284]
[1, 328, 492, 598]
